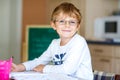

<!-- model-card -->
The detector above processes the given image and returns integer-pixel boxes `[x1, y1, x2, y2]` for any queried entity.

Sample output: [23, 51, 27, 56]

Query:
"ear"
[50, 21, 56, 30]
[77, 24, 80, 30]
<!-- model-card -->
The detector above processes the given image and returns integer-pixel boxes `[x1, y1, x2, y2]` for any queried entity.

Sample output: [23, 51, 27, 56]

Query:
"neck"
[60, 38, 70, 46]
[60, 33, 77, 46]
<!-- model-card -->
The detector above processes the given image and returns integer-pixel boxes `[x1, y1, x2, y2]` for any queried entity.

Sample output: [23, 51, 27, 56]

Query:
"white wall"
[0, 0, 22, 63]
[85, 0, 118, 39]
[0, 0, 10, 59]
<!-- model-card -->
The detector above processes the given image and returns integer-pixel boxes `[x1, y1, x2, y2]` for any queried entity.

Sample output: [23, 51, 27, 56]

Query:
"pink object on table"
[0, 58, 12, 80]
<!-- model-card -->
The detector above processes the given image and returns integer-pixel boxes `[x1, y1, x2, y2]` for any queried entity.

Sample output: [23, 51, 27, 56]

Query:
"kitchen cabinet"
[88, 44, 120, 73]
[114, 46, 120, 74]
[115, 59, 120, 74]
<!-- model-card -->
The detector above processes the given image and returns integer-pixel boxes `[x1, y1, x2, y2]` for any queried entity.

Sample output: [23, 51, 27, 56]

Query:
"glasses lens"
[59, 20, 65, 25]
[69, 21, 77, 26]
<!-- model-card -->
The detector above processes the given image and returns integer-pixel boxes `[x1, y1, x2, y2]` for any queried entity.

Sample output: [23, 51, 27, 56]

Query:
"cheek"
[73, 26, 78, 29]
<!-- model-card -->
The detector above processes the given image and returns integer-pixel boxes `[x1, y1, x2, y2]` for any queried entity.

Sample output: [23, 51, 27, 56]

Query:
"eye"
[70, 21, 76, 24]
[59, 20, 65, 23]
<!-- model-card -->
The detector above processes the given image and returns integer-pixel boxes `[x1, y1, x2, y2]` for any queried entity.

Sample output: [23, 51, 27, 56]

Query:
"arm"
[22, 40, 55, 71]
[33, 64, 45, 73]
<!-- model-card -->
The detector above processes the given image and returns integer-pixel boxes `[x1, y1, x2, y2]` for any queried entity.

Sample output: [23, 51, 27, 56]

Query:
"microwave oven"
[94, 16, 120, 40]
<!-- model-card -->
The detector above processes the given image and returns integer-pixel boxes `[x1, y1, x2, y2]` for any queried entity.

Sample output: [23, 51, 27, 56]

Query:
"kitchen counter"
[87, 40, 120, 45]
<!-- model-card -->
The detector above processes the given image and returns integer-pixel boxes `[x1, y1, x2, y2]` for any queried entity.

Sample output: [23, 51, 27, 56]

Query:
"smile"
[62, 30, 71, 32]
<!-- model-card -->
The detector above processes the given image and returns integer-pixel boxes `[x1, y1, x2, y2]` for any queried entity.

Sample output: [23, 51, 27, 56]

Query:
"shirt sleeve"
[22, 40, 55, 71]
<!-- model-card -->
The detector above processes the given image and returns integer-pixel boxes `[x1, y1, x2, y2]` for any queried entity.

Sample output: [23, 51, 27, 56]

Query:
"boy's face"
[51, 12, 80, 39]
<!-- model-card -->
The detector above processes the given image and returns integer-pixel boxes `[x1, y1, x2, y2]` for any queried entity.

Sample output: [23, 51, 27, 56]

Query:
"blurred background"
[0, 0, 119, 65]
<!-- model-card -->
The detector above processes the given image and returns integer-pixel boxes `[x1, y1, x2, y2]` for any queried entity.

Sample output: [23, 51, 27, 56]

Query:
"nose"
[65, 21, 70, 27]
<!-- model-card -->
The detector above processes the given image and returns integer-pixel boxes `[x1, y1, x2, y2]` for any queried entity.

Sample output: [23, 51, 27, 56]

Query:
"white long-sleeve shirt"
[23, 34, 93, 80]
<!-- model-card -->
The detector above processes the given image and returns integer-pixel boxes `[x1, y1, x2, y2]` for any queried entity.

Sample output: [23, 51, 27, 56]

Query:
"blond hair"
[51, 2, 82, 24]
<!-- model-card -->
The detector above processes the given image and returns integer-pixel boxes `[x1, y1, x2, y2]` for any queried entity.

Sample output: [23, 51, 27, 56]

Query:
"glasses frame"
[55, 19, 79, 26]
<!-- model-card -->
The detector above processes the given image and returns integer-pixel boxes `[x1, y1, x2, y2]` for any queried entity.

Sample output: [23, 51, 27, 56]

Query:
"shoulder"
[73, 34, 87, 44]
[46, 38, 60, 51]
[49, 38, 60, 46]
[51, 38, 60, 44]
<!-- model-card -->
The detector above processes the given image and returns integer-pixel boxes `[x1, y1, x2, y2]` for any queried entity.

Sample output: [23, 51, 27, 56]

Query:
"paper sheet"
[10, 71, 79, 80]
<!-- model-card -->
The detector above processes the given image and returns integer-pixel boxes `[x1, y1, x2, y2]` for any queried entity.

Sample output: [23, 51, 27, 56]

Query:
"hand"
[11, 63, 25, 72]
[33, 64, 45, 73]
[11, 63, 18, 72]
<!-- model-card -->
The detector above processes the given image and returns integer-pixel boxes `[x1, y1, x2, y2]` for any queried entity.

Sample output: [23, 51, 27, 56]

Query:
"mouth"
[62, 30, 71, 32]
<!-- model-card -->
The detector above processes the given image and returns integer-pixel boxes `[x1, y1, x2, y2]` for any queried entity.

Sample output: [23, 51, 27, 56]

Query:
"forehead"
[56, 12, 77, 19]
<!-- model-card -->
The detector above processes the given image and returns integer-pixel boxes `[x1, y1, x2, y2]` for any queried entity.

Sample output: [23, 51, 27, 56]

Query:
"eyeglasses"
[55, 19, 78, 26]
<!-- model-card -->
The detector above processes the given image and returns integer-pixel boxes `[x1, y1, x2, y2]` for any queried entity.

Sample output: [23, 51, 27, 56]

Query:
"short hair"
[51, 2, 82, 24]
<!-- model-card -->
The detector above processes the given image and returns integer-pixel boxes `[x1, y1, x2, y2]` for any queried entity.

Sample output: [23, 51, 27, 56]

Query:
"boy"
[12, 2, 93, 80]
